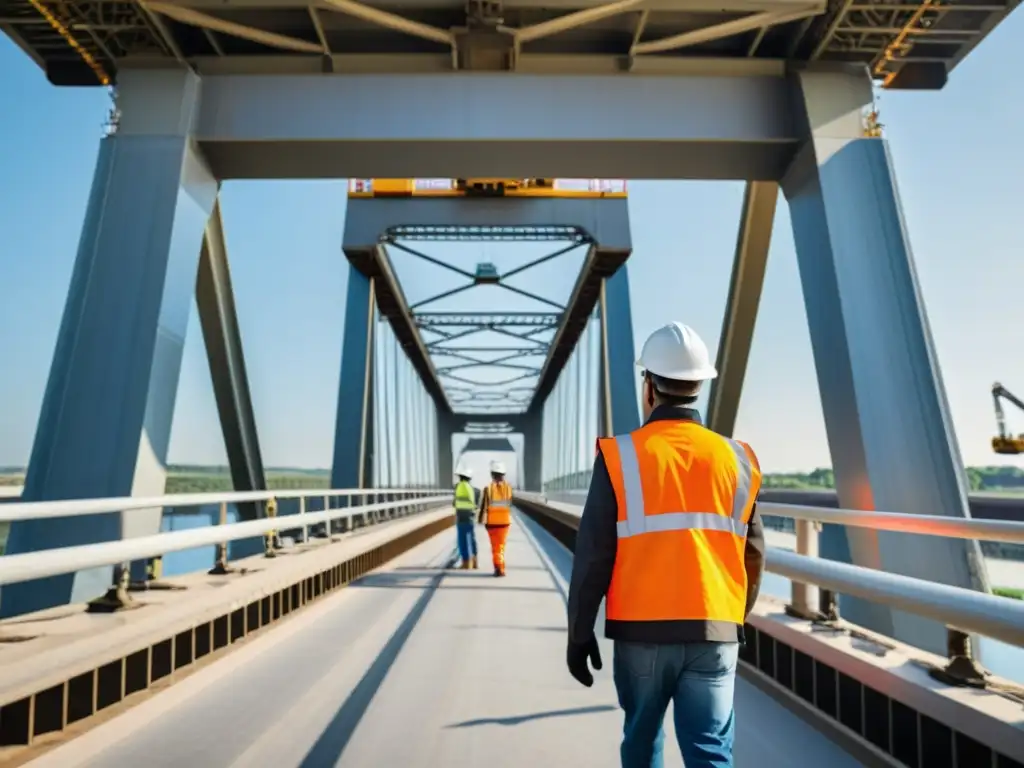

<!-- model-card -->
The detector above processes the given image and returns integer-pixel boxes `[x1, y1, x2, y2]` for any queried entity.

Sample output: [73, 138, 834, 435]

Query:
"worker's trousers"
[613, 640, 739, 768]
[455, 517, 477, 563]
[485, 524, 510, 573]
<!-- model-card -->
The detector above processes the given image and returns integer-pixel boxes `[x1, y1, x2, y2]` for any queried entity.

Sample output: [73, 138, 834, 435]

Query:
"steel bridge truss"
[4, 0, 1009, 93]
[384, 230, 591, 416]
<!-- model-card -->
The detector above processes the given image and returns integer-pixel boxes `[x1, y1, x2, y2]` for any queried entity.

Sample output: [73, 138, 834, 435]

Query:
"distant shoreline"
[1, 464, 1022, 496]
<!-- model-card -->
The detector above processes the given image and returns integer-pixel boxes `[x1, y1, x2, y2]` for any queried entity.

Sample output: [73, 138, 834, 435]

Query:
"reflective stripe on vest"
[487, 482, 512, 524]
[613, 433, 754, 539]
[599, 420, 761, 625]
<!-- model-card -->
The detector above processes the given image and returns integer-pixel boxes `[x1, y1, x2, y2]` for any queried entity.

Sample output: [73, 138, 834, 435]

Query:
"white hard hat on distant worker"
[490, 460, 507, 475]
[636, 322, 717, 382]
[455, 464, 473, 479]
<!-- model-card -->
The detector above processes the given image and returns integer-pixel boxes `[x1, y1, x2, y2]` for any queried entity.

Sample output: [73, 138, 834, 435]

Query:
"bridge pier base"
[1, 71, 220, 618]
[782, 66, 990, 655]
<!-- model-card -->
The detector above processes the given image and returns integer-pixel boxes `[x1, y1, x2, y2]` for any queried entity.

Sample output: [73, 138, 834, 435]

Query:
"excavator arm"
[991, 382, 1024, 455]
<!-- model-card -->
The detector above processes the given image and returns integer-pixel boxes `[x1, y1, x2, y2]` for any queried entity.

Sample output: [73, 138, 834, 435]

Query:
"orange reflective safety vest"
[598, 420, 761, 626]
[486, 481, 513, 526]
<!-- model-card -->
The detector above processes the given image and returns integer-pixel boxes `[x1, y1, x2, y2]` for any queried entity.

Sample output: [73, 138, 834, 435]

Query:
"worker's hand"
[566, 636, 603, 687]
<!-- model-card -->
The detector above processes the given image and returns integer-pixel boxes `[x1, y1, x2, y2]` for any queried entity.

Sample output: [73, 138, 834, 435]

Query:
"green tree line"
[763, 465, 1024, 493]
[2, 464, 1022, 494]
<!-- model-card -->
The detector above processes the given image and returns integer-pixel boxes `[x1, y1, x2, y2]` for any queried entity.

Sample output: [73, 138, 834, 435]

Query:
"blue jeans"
[455, 519, 477, 562]
[613, 640, 739, 768]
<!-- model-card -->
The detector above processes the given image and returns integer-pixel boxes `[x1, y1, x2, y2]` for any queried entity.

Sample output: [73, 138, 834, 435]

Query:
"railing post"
[209, 501, 233, 575]
[929, 628, 989, 687]
[819, 587, 840, 621]
[790, 519, 820, 616]
[300, 496, 308, 544]
[321, 494, 331, 538]
[87, 561, 133, 613]
[785, 519, 838, 623]
[264, 497, 278, 558]
[128, 553, 178, 593]
[87, 507, 135, 613]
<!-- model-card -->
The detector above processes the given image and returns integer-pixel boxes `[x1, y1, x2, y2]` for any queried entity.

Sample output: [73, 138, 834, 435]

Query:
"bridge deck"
[27, 512, 865, 768]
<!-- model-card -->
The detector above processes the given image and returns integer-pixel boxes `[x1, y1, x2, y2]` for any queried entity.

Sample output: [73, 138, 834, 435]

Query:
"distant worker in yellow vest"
[478, 461, 513, 577]
[453, 465, 479, 570]
[566, 321, 766, 768]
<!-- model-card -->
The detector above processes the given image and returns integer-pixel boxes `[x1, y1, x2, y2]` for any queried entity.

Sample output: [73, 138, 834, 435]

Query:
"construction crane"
[991, 382, 1024, 455]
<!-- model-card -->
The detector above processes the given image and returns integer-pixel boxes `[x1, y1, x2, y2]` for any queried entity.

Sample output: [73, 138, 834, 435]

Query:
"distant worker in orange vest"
[566, 321, 766, 768]
[478, 460, 513, 577]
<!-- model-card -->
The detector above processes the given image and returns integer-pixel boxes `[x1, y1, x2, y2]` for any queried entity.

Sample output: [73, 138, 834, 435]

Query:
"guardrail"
[516, 492, 1024, 657]
[1, 488, 449, 612]
[516, 492, 1024, 767]
[0, 489, 456, 749]
[758, 487, 1024, 524]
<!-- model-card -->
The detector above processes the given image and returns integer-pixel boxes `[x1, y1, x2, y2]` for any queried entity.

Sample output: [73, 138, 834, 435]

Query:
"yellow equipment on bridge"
[991, 382, 1024, 455]
[348, 178, 627, 199]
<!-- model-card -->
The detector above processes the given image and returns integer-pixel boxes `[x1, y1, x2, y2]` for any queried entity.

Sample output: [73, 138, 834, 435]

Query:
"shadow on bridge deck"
[26, 512, 867, 768]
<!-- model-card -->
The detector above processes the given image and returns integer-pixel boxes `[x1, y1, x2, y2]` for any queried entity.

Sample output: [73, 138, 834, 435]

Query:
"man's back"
[567, 404, 767, 768]
[454, 480, 476, 523]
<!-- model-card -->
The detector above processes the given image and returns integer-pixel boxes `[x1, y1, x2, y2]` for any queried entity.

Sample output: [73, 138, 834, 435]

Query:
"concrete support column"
[330, 267, 376, 492]
[599, 267, 640, 437]
[706, 181, 778, 436]
[782, 65, 989, 654]
[2, 70, 218, 618]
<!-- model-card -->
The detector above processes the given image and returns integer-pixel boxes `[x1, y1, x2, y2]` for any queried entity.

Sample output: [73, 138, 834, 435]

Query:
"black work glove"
[567, 636, 603, 687]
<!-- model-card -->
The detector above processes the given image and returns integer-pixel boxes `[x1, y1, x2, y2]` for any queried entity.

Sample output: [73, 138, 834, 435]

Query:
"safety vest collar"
[607, 427, 756, 540]
[646, 404, 702, 426]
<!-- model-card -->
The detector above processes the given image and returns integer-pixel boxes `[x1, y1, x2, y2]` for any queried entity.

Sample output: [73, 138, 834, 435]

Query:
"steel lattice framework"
[1, 0, 1014, 91]
[385, 231, 591, 415]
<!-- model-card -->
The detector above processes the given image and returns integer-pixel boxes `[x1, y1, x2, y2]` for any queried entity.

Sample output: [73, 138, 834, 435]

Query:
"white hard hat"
[636, 322, 718, 382]
[455, 464, 473, 479]
[490, 460, 507, 475]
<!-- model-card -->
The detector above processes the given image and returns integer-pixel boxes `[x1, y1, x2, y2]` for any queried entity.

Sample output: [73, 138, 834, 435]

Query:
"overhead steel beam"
[145, 3, 324, 53]
[705, 181, 778, 437]
[632, 4, 823, 54]
[319, 0, 455, 45]
[184, 53, 787, 77]
[513, 0, 643, 43]
[414, 312, 562, 327]
[190, 71, 800, 181]
[388, 224, 586, 241]
[159, 0, 827, 12]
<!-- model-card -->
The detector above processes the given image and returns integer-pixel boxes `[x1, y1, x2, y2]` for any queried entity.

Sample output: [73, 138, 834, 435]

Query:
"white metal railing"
[0, 488, 450, 602]
[514, 492, 1024, 650]
[757, 502, 1024, 544]
[0, 487, 432, 522]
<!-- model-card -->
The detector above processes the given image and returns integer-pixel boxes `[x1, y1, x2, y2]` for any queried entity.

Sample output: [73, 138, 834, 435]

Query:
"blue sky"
[1, 21, 1023, 475]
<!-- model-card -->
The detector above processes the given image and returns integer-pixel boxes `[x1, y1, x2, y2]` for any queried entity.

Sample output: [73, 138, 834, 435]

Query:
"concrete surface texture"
[27, 511, 865, 767]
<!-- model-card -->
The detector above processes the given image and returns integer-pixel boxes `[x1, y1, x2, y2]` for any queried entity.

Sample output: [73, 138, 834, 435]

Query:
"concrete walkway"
[28, 511, 865, 768]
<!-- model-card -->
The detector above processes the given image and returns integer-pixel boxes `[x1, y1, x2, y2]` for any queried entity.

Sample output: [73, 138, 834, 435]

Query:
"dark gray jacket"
[566, 405, 766, 646]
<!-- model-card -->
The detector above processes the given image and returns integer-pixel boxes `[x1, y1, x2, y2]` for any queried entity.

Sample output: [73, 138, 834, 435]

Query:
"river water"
[762, 530, 1024, 684]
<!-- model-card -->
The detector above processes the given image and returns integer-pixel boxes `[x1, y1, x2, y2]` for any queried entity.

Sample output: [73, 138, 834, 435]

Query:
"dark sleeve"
[743, 503, 766, 619]
[477, 486, 489, 523]
[567, 452, 619, 645]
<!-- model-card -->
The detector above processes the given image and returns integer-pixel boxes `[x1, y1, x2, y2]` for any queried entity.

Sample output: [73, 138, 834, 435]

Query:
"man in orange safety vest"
[478, 460, 513, 577]
[566, 321, 766, 768]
